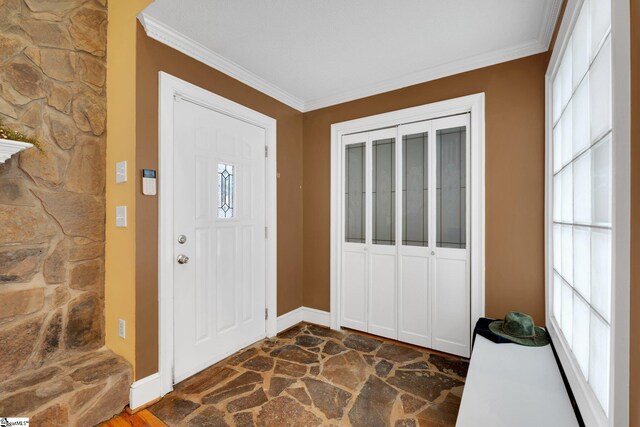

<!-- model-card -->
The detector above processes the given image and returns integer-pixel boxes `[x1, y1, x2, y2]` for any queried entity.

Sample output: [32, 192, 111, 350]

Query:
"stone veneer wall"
[0, 0, 108, 377]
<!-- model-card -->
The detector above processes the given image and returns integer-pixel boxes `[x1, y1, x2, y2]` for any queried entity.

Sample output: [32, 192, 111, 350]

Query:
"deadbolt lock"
[178, 235, 187, 244]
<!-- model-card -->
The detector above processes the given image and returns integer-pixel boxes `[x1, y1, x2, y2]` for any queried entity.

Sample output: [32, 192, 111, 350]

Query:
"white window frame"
[544, 1, 630, 426]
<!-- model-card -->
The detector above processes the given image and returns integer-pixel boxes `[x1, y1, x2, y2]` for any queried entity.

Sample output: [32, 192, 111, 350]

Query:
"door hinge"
[265, 146, 268, 157]
[265, 308, 269, 320]
[265, 226, 268, 238]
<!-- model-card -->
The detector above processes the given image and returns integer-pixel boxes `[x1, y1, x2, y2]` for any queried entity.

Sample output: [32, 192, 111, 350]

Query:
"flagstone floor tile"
[149, 323, 469, 426]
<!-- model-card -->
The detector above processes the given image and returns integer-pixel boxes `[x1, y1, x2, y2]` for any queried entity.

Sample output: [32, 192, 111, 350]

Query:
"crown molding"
[302, 38, 548, 112]
[139, 1, 562, 113]
[539, 0, 564, 50]
[138, 13, 306, 112]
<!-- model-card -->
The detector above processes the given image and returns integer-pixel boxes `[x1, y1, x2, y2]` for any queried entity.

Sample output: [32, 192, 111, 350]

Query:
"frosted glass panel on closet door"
[573, 226, 591, 300]
[372, 138, 395, 245]
[573, 296, 590, 377]
[590, 0, 611, 58]
[592, 136, 611, 226]
[572, 78, 590, 156]
[589, 313, 610, 415]
[345, 143, 365, 243]
[591, 229, 611, 321]
[561, 166, 573, 223]
[436, 127, 466, 249]
[572, 3, 590, 89]
[573, 151, 591, 224]
[561, 281, 573, 344]
[562, 225, 573, 284]
[561, 104, 573, 167]
[590, 37, 611, 142]
[402, 132, 428, 246]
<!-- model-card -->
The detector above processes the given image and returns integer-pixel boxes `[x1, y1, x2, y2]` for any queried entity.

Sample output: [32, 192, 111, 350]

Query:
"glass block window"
[550, 0, 611, 416]
[217, 163, 235, 218]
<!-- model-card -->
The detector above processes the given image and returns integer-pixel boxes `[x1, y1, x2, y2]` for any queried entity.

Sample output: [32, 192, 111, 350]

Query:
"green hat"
[488, 311, 550, 347]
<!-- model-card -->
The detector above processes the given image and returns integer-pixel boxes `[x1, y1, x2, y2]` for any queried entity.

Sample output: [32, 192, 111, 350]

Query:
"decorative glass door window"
[217, 163, 235, 218]
[549, 0, 612, 416]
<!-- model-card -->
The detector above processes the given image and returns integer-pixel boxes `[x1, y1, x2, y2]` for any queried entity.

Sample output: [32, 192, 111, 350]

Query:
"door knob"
[177, 254, 189, 264]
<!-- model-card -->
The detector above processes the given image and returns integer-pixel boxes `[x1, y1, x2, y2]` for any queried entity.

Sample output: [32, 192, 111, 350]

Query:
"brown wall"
[630, 0, 639, 424]
[302, 53, 549, 324]
[135, 24, 304, 378]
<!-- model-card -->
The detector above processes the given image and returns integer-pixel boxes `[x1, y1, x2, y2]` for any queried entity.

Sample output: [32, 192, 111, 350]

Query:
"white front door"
[341, 113, 471, 357]
[173, 97, 267, 382]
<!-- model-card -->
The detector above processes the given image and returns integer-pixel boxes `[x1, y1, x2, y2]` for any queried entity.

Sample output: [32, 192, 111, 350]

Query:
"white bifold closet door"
[341, 114, 471, 357]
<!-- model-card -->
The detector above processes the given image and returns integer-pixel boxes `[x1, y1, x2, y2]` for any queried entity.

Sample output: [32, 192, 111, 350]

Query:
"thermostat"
[142, 169, 157, 196]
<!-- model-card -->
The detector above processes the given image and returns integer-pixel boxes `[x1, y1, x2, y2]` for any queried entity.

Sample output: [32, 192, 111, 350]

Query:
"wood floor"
[102, 409, 167, 426]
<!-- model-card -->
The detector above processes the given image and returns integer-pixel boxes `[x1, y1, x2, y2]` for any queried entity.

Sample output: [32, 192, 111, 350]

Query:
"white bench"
[456, 335, 579, 427]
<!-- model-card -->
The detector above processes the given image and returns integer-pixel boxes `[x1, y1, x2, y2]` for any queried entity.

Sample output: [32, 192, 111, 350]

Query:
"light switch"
[116, 161, 127, 183]
[118, 319, 126, 338]
[116, 206, 127, 227]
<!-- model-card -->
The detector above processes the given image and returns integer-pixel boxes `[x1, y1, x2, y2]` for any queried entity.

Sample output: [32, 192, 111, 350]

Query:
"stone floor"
[149, 323, 469, 427]
[0, 347, 132, 427]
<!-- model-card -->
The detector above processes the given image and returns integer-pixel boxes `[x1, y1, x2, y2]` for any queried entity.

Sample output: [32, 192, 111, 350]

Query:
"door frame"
[158, 72, 277, 395]
[329, 93, 485, 343]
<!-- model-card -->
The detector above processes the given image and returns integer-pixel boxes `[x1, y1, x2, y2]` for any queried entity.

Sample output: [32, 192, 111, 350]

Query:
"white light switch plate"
[116, 206, 127, 227]
[118, 319, 126, 338]
[116, 161, 127, 183]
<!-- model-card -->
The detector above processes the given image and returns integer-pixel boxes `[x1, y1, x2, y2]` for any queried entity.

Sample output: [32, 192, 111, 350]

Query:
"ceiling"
[140, 0, 561, 112]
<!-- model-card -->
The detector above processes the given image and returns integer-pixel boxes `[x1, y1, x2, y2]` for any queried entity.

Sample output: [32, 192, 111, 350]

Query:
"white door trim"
[330, 93, 485, 344]
[158, 71, 277, 396]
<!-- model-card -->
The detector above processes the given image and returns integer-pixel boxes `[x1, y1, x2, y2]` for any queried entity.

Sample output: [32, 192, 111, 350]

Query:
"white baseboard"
[276, 307, 303, 332]
[301, 307, 331, 327]
[129, 372, 161, 411]
[277, 307, 331, 332]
